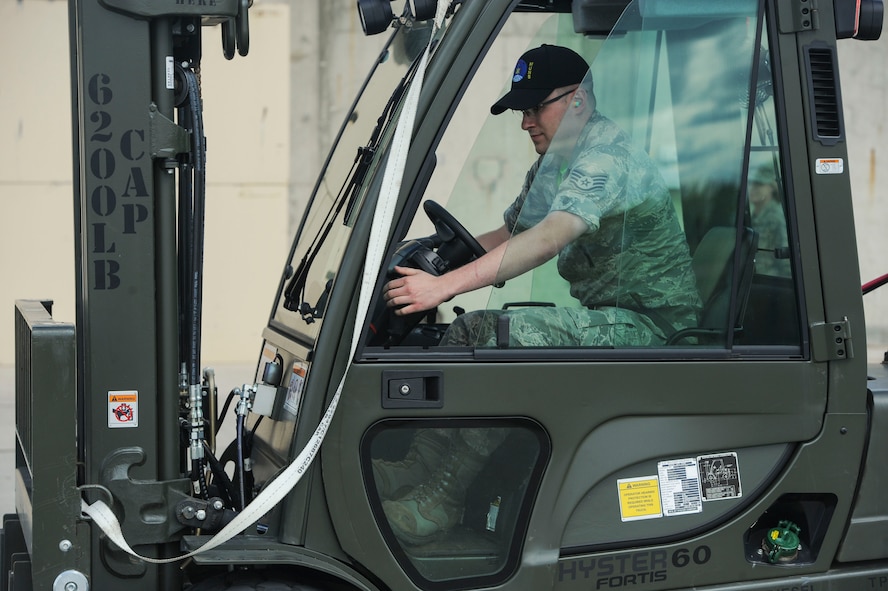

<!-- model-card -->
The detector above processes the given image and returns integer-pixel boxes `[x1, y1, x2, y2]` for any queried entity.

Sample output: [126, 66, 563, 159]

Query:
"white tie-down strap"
[81, 2, 450, 564]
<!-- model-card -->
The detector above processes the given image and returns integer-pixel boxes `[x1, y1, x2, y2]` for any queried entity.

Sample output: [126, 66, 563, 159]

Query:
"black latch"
[382, 371, 443, 409]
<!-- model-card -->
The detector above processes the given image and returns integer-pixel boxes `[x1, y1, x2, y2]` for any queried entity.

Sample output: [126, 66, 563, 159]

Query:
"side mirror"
[358, 0, 394, 36]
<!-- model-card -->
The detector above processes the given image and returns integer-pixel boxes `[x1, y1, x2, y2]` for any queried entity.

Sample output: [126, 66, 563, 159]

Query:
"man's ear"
[572, 88, 589, 110]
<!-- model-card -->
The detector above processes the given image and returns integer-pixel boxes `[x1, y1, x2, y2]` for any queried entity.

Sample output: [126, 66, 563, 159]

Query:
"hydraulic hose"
[192, 458, 209, 499]
[216, 388, 239, 435]
[236, 412, 246, 511]
[183, 65, 207, 388]
[176, 63, 210, 499]
[203, 441, 236, 508]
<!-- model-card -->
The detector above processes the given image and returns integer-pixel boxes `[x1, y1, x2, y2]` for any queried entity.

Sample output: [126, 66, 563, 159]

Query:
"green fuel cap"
[763, 520, 802, 563]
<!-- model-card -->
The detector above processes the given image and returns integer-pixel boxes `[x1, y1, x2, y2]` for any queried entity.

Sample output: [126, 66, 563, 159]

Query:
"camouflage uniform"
[443, 111, 701, 347]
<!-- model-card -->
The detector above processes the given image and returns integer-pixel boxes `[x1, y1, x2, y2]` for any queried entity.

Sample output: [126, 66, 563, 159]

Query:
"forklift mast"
[9, 2, 249, 589]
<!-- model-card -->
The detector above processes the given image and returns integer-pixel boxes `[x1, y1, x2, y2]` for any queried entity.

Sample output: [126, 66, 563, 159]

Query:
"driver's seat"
[667, 225, 758, 345]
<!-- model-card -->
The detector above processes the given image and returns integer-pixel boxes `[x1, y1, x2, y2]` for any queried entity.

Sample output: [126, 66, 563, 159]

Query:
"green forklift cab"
[243, 0, 877, 589]
[9, 0, 888, 590]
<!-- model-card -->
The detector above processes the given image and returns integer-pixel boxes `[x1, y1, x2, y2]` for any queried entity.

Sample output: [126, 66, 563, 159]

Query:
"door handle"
[381, 370, 443, 409]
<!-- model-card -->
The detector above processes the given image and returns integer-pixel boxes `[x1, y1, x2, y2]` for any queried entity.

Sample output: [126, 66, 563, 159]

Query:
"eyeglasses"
[513, 88, 577, 118]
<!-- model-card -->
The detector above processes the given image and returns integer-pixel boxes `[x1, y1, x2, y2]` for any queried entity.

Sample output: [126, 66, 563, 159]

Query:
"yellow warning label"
[109, 393, 137, 403]
[618, 476, 663, 521]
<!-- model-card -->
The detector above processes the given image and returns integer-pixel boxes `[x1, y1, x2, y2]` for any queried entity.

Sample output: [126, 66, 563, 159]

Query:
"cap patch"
[513, 59, 528, 82]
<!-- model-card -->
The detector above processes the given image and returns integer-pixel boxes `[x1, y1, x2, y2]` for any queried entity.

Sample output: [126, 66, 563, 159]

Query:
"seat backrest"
[698, 226, 757, 329]
[668, 225, 757, 344]
[693, 227, 741, 305]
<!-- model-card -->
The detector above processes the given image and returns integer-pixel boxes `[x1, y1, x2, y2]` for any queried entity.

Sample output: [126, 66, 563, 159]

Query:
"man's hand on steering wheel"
[370, 201, 487, 346]
[384, 265, 454, 316]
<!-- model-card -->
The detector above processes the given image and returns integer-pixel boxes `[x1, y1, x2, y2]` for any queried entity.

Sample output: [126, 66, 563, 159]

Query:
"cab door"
[321, 1, 863, 590]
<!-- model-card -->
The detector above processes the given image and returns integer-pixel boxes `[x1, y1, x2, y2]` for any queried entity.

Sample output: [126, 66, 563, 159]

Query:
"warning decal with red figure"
[108, 391, 139, 428]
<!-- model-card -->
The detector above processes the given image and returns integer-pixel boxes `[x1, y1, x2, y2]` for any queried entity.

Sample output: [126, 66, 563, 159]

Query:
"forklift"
[6, 0, 888, 589]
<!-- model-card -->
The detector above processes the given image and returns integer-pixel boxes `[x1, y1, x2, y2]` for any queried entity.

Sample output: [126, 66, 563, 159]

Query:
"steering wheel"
[367, 200, 486, 346]
[423, 200, 486, 267]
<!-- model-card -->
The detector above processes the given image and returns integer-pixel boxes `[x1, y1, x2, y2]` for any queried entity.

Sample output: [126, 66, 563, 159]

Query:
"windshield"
[268, 18, 440, 344]
[367, 0, 800, 354]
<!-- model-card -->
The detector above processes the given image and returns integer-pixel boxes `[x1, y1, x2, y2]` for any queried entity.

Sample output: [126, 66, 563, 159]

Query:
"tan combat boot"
[382, 427, 506, 545]
[372, 428, 452, 500]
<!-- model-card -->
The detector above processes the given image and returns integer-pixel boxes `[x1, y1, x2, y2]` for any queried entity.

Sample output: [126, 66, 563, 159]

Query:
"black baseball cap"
[490, 44, 590, 115]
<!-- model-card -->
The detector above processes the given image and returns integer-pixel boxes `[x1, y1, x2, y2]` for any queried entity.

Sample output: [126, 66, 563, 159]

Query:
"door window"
[365, 420, 548, 588]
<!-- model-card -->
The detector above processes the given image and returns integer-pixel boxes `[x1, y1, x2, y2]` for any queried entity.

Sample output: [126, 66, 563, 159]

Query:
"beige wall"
[838, 34, 888, 351]
[0, 1, 295, 364]
[2, 2, 888, 366]
[194, 2, 291, 363]
[1, 1, 75, 363]
[0, 0, 386, 365]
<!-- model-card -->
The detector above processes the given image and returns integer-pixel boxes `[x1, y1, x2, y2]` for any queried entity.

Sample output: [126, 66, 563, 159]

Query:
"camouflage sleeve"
[551, 144, 639, 233]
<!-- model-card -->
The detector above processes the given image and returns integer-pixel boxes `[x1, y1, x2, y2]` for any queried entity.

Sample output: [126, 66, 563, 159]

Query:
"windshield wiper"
[282, 50, 418, 319]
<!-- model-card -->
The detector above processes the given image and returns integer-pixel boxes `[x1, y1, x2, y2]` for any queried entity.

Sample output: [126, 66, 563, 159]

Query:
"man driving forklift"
[378, 44, 701, 545]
